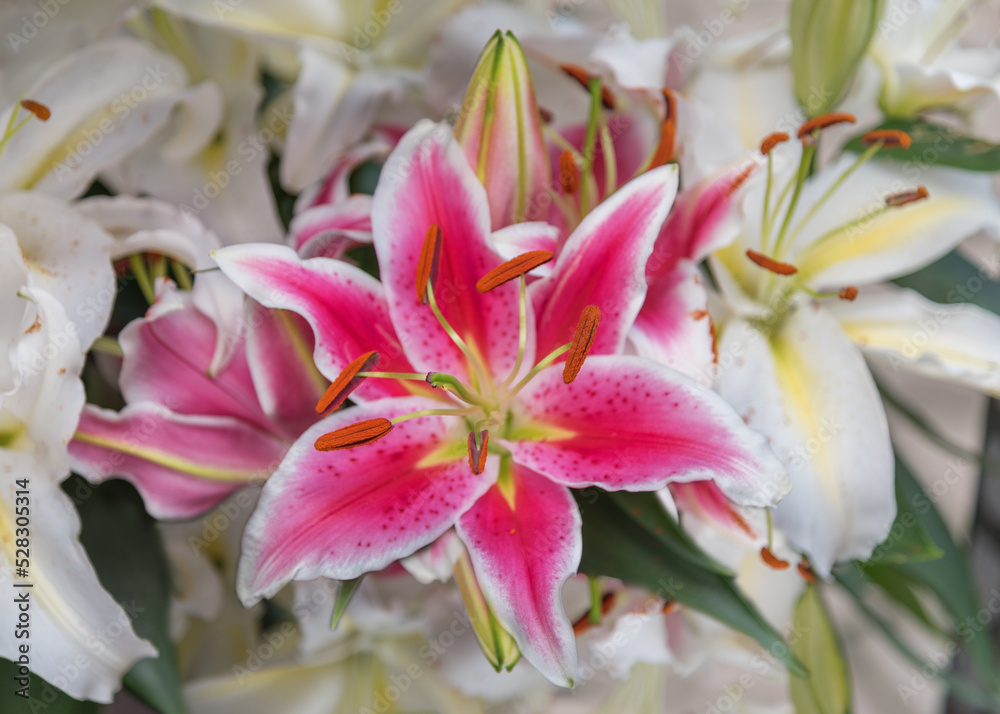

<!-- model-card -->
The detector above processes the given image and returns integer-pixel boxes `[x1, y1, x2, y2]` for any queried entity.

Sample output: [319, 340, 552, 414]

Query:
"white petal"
[280, 47, 402, 192]
[714, 302, 896, 574]
[830, 286, 1000, 397]
[0, 38, 188, 198]
[1, 292, 155, 702]
[791, 158, 1000, 289]
[0, 469, 157, 702]
[0, 225, 30, 393]
[0, 193, 114, 352]
[105, 79, 284, 246]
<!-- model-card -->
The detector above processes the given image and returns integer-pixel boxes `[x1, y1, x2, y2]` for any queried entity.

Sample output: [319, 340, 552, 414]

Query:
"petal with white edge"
[532, 165, 679, 358]
[70, 403, 283, 520]
[506, 355, 789, 508]
[457, 463, 581, 687]
[237, 397, 496, 605]
[371, 120, 531, 382]
[714, 303, 896, 575]
[213, 243, 420, 401]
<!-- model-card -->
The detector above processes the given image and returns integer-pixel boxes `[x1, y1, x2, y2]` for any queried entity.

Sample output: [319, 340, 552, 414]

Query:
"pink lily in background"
[69, 277, 327, 519]
[212, 120, 789, 686]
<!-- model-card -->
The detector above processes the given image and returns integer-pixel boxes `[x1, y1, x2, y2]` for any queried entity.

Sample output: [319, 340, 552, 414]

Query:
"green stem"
[588, 575, 603, 625]
[129, 254, 156, 304]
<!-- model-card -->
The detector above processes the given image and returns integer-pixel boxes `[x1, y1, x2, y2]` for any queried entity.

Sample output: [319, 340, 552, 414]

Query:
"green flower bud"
[455, 31, 550, 229]
[790, 0, 887, 116]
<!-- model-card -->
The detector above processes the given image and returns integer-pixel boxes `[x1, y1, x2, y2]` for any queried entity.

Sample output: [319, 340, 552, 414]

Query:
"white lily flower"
[871, 0, 1000, 125]
[0, 288, 156, 703]
[104, 15, 284, 244]
[184, 574, 517, 714]
[154, 0, 472, 191]
[0, 37, 189, 199]
[709, 131, 1000, 574]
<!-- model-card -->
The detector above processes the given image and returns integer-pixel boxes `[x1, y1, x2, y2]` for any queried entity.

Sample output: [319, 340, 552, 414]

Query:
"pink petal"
[70, 404, 285, 519]
[295, 136, 392, 211]
[290, 195, 373, 258]
[488, 222, 560, 278]
[245, 302, 326, 439]
[237, 396, 497, 604]
[670, 481, 757, 540]
[646, 166, 745, 284]
[532, 165, 679, 359]
[212, 243, 422, 401]
[457, 464, 581, 686]
[506, 355, 789, 507]
[371, 120, 531, 382]
[629, 260, 715, 381]
[119, 300, 274, 434]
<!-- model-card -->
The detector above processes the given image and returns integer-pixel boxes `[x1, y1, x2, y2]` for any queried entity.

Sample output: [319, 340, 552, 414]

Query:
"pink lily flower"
[213, 120, 788, 686]
[69, 280, 327, 519]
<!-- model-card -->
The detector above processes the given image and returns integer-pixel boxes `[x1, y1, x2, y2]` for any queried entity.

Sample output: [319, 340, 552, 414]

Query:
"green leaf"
[608, 491, 734, 576]
[865, 459, 1000, 689]
[834, 566, 1000, 711]
[68, 477, 188, 714]
[893, 250, 1000, 317]
[573, 488, 806, 676]
[862, 567, 941, 632]
[789, 585, 851, 714]
[845, 118, 1000, 172]
[0, 659, 98, 713]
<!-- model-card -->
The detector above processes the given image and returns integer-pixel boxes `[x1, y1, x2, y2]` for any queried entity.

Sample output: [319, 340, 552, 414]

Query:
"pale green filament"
[780, 139, 884, 255]
[502, 275, 529, 388]
[427, 282, 490, 391]
[507, 343, 572, 400]
[390, 407, 479, 425]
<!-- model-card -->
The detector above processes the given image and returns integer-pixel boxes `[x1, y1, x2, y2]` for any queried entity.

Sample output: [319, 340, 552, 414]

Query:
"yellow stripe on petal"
[796, 196, 976, 282]
[72, 431, 267, 482]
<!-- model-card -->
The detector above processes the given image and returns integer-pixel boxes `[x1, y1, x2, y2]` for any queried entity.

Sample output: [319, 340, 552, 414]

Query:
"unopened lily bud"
[454, 550, 521, 672]
[455, 30, 550, 229]
[790, 0, 887, 116]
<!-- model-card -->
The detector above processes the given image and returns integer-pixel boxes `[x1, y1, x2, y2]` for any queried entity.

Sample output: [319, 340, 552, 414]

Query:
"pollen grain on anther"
[476, 250, 554, 292]
[796, 112, 856, 138]
[745, 249, 798, 276]
[838, 286, 858, 301]
[885, 185, 929, 207]
[861, 129, 912, 149]
[760, 132, 789, 155]
[416, 224, 442, 304]
[563, 305, 601, 384]
[760, 546, 790, 570]
[467, 430, 490, 475]
[559, 64, 615, 110]
[20, 99, 50, 121]
[316, 351, 380, 414]
[559, 151, 579, 195]
[315, 418, 393, 451]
